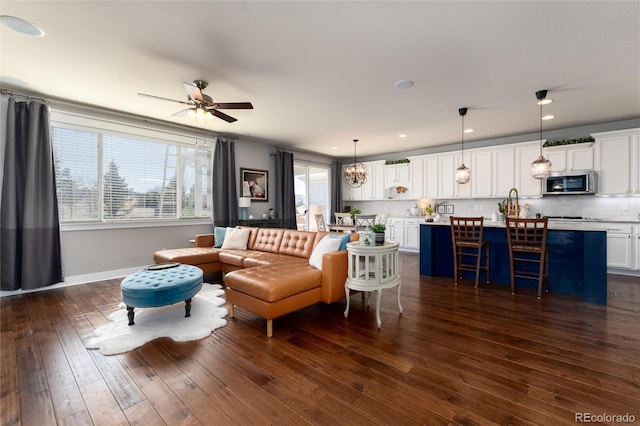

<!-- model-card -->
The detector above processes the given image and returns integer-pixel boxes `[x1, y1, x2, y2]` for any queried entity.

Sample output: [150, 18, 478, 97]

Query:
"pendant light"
[455, 107, 470, 184]
[531, 89, 552, 179]
[343, 139, 367, 188]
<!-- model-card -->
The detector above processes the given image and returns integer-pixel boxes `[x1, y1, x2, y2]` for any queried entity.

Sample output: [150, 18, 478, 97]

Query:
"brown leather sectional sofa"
[154, 227, 357, 337]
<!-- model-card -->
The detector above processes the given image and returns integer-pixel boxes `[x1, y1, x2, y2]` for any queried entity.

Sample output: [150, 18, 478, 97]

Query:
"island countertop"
[419, 221, 608, 304]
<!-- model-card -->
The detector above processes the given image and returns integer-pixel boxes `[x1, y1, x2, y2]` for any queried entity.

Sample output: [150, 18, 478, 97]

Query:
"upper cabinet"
[514, 141, 542, 197]
[342, 160, 385, 201]
[594, 129, 640, 196]
[544, 143, 594, 172]
[384, 163, 411, 187]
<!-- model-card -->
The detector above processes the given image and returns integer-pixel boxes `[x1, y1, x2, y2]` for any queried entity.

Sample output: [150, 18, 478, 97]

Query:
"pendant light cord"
[461, 113, 465, 162]
[539, 101, 543, 156]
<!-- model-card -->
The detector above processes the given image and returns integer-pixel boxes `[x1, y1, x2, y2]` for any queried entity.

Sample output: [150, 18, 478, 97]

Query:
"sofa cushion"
[225, 264, 322, 303]
[309, 236, 342, 270]
[153, 247, 219, 265]
[327, 233, 351, 251]
[214, 226, 227, 248]
[217, 250, 248, 267]
[278, 230, 317, 258]
[242, 251, 306, 268]
[221, 227, 251, 250]
[252, 228, 284, 253]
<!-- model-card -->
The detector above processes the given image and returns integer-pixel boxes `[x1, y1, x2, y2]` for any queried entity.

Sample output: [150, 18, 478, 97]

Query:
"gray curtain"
[1, 98, 63, 290]
[330, 160, 343, 215]
[212, 138, 238, 227]
[274, 149, 297, 229]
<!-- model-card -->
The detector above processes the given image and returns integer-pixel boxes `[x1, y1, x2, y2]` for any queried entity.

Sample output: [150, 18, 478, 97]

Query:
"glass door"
[294, 162, 330, 231]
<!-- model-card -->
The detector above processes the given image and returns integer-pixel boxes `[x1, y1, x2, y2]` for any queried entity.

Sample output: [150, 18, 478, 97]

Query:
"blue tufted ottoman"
[121, 263, 203, 325]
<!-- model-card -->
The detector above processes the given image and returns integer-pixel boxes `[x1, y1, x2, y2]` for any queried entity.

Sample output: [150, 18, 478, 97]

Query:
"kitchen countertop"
[421, 218, 640, 232]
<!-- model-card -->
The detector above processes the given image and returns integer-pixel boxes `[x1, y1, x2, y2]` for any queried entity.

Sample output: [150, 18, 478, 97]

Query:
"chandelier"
[343, 139, 367, 188]
[531, 89, 552, 179]
[455, 107, 470, 184]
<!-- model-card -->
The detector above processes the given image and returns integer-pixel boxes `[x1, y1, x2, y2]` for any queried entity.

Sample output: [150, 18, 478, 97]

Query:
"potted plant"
[494, 200, 505, 222]
[424, 204, 434, 222]
[371, 223, 386, 245]
[349, 208, 361, 222]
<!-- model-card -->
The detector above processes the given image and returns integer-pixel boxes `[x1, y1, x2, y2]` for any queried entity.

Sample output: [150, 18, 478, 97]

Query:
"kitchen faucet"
[506, 187, 520, 218]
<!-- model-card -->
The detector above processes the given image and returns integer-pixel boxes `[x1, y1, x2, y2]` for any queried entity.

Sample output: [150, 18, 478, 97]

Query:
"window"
[51, 111, 212, 223]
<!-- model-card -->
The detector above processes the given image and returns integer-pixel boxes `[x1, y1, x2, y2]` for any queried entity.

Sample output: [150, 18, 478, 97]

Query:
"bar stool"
[505, 217, 549, 299]
[450, 216, 490, 287]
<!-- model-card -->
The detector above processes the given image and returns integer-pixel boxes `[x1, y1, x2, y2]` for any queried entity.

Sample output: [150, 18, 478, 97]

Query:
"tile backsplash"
[351, 195, 640, 222]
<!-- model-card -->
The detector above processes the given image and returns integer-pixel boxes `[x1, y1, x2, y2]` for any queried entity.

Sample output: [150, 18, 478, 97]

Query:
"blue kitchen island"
[419, 221, 607, 304]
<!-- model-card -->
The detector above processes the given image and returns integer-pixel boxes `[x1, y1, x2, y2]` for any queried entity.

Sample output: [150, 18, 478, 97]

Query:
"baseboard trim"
[0, 266, 144, 298]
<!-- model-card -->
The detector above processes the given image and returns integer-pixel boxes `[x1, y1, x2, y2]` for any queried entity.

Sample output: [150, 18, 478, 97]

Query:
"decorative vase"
[374, 232, 385, 246]
[358, 228, 375, 246]
[425, 214, 434, 222]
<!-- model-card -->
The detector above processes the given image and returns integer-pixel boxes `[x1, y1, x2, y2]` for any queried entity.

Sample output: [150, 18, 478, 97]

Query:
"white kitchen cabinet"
[384, 163, 411, 187]
[471, 149, 493, 198]
[492, 147, 515, 199]
[607, 231, 634, 269]
[544, 143, 594, 172]
[403, 218, 420, 251]
[386, 217, 420, 252]
[438, 154, 456, 199]
[514, 141, 543, 197]
[635, 231, 640, 270]
[360, 161, 385, 200]
[387, 218, 405, 247]
[594, 129, 640, 195]
[342, 161, 385, 201]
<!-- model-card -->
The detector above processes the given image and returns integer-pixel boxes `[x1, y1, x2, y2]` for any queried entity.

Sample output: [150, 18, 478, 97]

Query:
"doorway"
[294, 162, 330, 231]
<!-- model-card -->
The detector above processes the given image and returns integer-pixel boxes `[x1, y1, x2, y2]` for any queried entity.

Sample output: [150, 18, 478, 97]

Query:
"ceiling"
[1, 1, 639, 159]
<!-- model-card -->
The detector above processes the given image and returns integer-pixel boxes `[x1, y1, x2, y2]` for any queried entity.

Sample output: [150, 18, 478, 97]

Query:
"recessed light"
[331, 146, 338, 150]
[0, 15, 45, 37]
[464, 128, 474, 134]
[542, 114, 555, 120]
[398, 134, 408, 138]
[537, 99, 552, 105]
[394, 80, 414, 89]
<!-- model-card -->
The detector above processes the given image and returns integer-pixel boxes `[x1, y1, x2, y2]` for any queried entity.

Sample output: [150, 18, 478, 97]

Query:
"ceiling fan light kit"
[455, 107, 471, 184]
[531, 89, 553, 179]
[344, 139, 367, 188]
[138, 80, 253, 123]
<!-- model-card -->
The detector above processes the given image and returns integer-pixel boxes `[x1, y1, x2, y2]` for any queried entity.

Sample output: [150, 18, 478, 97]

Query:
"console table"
[237, 218, 284, 228]
[344, 241, 403, 327]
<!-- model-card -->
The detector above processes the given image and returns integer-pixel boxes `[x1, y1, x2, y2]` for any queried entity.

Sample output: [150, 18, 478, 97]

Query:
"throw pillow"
[309, 236, 342, 270]
[221, 227, 251, 250]
[328, 233, 351, 251]
[213, 226, 227, 248]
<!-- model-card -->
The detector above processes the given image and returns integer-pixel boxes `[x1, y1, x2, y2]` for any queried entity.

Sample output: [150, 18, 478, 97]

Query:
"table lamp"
[238, 197, 251, 220]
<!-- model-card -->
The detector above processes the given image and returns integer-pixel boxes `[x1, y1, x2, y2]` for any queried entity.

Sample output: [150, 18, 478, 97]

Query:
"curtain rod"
[1, 88, 48, 103]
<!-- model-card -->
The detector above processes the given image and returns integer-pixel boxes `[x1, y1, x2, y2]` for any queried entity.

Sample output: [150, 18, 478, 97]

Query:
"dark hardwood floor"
[2, 254, 639, 425]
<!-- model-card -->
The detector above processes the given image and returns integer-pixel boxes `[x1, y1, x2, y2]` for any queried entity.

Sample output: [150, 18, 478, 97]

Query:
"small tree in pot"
[371, 223, 386, 245]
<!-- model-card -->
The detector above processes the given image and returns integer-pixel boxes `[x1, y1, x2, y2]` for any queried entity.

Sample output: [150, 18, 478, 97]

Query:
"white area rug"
[86, 283, 227, 355]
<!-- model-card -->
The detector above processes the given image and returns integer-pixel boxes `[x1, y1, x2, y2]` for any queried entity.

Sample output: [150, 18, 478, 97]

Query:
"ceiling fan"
[138, 80, 253, 123]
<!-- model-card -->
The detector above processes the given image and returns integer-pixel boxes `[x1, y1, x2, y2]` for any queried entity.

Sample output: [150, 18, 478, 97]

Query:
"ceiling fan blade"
[138, 92, 192, 105]
[213, 102, 254, 110]
[183, 82, 204, 104]
[171, 108, 193, 117]
[209, 109, 237, 123]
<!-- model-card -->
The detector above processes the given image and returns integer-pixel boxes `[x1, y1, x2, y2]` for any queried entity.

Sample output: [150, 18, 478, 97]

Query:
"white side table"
[344, 241, 403, 327]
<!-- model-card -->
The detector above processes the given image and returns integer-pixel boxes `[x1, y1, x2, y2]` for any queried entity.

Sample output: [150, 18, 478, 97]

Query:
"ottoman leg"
[127, 306, 135, 326]
[185, 298, 192, 317]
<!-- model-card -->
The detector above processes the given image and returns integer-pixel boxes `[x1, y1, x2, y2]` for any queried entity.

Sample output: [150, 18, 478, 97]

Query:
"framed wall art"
[240, 168, 268, 201]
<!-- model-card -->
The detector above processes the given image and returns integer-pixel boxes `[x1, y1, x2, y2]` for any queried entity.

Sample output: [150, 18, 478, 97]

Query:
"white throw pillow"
[308, 236, 342, 270]
[221, 227, 251, 250]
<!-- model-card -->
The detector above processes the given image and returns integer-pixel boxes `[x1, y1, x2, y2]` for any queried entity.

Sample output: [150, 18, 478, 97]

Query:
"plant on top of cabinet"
[543, 136, 594, 147]
[385, 158, 410, 165]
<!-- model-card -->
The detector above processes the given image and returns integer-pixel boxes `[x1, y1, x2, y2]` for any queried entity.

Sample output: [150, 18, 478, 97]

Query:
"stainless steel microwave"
[543, 170, 596, 195]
